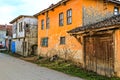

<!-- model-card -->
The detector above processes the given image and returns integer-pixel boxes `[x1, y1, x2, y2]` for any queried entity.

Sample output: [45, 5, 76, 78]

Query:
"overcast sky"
[0, 0, 59, 24]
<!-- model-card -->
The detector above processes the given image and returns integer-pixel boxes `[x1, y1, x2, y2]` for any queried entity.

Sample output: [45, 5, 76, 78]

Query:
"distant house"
[34, 0, 120, 77]
[0, 25, 12, 48]
[10, 15, 38, 56]
[0, 25, 6, 48]
[5, 25, 12, 51]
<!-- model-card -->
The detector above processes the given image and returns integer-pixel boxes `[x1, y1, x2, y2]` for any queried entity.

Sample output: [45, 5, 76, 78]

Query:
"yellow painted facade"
[36, 0, 120, 66]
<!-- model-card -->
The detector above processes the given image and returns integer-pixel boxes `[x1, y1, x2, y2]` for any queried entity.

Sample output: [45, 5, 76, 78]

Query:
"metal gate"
[84, 33, 114, 76]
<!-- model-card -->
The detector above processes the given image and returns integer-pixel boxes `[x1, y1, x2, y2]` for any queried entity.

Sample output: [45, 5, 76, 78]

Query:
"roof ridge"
[34, 0, 69, 17]
[10, 15, 35, 24]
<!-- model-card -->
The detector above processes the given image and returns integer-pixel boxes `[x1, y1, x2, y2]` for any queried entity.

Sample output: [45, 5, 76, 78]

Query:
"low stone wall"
[38, 48, 84, 67]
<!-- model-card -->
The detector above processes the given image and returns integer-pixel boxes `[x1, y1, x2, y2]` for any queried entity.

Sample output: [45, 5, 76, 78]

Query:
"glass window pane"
[59, 13, 64, 26]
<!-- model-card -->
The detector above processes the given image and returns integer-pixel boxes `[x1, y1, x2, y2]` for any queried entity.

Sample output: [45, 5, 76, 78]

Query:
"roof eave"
[68, 14, 120, 34]
[34, 0, 69, 17]
[10, 15, 34, 24]
[108, 0, 120, 5]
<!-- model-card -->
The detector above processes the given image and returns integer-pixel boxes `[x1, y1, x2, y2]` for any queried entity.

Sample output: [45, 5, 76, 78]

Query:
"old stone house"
[10, 15, 38, 56]
[34, 0, 120, 77]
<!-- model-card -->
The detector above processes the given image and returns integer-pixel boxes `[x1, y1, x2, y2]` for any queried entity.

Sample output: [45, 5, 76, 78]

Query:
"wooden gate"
[84, 33, 114, 76]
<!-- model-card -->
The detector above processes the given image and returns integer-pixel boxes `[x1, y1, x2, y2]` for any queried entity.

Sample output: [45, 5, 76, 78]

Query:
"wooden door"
[84, 34, 114, 77]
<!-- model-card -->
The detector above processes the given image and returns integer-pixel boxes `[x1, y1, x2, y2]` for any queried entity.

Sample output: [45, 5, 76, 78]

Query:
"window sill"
[67, 23, 72, 25]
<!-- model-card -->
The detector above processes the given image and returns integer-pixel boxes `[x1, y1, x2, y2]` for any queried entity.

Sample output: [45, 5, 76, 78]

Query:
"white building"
[10, 15, 38, 56]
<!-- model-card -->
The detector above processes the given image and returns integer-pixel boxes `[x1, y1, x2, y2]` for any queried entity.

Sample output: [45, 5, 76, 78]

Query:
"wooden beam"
[70, 25, 120, 35]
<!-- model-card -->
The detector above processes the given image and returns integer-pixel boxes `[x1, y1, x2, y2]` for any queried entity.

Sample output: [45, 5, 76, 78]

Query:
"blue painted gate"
[11, 41, 16, 53]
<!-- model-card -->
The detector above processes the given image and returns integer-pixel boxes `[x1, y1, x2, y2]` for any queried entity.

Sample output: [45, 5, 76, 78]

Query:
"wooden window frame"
[19, 22, 23, 32]
[21, 22, 23, 32]
[67, 9, 72, 25]
[41, 19, 44, 30]
[41, 37, 48, 47]
[46, 17, 50, 29]
[59, 12, 64, 26]
[60, 37, 65, 45]
[19, 23, 21, 32]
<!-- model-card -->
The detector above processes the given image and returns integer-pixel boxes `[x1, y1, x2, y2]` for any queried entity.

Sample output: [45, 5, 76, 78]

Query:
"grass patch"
[37, 58, 120, 80]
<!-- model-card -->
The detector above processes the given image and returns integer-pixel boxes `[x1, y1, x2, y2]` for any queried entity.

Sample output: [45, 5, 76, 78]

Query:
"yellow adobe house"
[34, 0, 120, 77]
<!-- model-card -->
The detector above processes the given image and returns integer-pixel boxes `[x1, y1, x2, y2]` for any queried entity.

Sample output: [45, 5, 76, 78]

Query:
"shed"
[68, 14, 120, 77]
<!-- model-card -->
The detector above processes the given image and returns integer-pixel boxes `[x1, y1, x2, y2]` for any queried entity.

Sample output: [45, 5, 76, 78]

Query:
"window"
[59, 12, 64, 26]
[19, 22, 23, 32]
[41, 37, 48, 47]
[60, 37, 65, 45]
[13, 24, 17, 33]
[41, 19, 44, 30]
[114, 7, 119, 15]
[67, 9, 72, 24]
[19, 23, 21, 32]
[46, 18, 50, 29]
[6, 30, 9, 36]
[24, 22, 29, 28]
[21, 22, 23, 32]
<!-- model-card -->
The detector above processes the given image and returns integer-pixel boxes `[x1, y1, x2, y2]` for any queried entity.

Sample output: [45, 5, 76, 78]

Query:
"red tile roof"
[0, 25, 12, 30]
[0, 24, 12, 36]
[0, 25, 7, 30]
